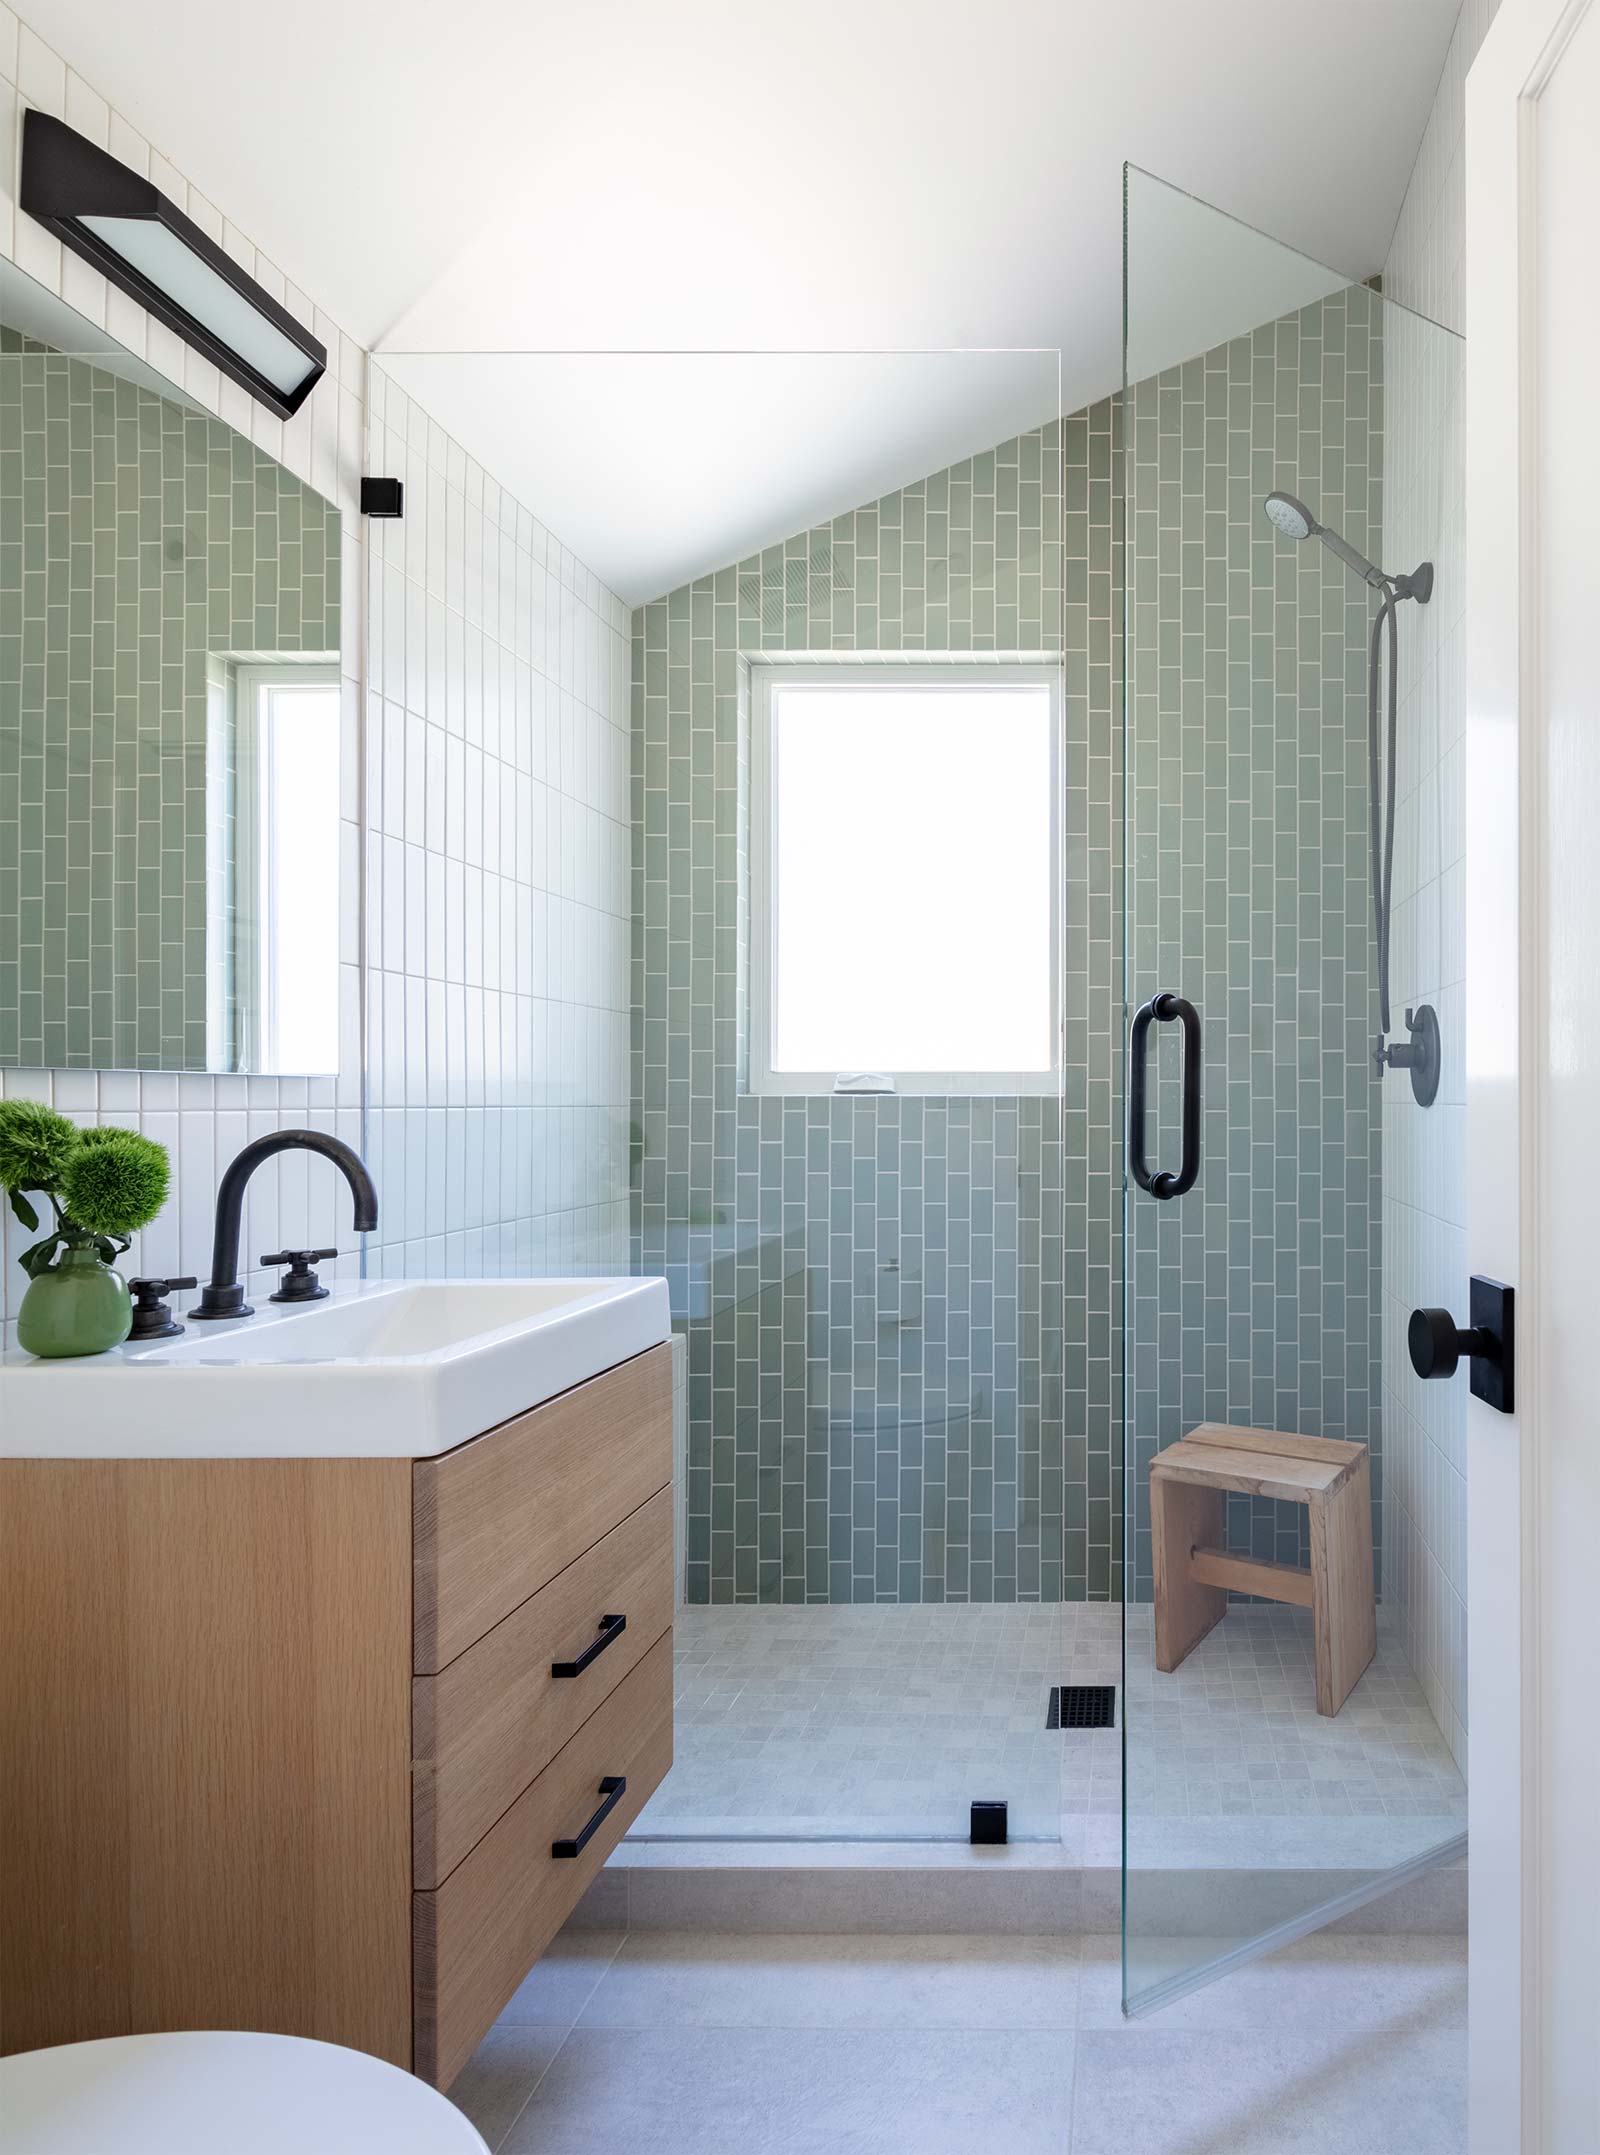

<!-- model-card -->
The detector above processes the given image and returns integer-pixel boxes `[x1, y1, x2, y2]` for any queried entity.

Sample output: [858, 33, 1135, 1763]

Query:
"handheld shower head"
[1262, 485, 1386, 590]
[1264, 489, 1317, 542]
[1260, 480, 1439, 1102]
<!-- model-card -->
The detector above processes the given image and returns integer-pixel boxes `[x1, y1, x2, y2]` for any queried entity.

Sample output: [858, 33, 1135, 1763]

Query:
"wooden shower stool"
[1150, 1424, 1376, 1718]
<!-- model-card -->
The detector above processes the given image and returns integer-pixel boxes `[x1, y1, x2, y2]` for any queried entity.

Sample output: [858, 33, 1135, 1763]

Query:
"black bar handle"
[1128, 991, 1201, 1200]
[551, 1613, 627, 1679]
[552, 1775, 627, 1859]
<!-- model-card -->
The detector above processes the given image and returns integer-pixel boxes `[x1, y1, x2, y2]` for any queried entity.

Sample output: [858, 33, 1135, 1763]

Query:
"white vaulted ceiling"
[20, 0, 1460, 600]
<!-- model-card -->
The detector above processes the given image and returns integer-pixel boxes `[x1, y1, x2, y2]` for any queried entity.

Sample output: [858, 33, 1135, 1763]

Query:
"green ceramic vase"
[17, 1240, 133, 1359]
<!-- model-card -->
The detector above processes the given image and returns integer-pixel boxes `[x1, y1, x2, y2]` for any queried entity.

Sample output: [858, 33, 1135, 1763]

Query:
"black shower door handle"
[1128, 992, 1201, 1199]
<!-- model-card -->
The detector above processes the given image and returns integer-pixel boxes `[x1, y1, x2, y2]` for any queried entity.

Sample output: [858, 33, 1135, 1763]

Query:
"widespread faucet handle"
[127, 1276, 199, 1342]
[260, 1248, 338, 1304]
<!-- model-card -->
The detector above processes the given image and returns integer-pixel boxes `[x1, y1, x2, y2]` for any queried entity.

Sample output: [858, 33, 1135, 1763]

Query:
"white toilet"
[0, 2031, 490, 2154]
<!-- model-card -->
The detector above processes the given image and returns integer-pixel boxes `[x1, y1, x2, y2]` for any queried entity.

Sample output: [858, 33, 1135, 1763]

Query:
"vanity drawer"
[413, 1628, 672, 2088]
[412, 1344, 672, 1673]
[412, 1485, 673, 1887]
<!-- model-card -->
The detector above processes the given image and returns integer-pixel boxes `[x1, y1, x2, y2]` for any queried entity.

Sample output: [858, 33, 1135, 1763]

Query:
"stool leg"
[1151, 1472, 1226, 1674]
[1309, 1455, 1377, 1716]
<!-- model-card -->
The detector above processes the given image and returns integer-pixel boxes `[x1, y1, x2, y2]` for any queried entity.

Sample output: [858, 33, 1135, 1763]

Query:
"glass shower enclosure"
[1120, 168, 1467, 2014]
[364, 345, 1080, 1849]
[376, 203, 1468, 1985]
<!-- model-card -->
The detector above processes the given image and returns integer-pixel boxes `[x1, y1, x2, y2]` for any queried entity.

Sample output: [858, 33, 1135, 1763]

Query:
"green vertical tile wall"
[0, 331, 341, 1071]
[633, 428, 1094, 1605]
[1124, 288, 1386, 1599]
[640, 293, 1382, 1609]
[1063, 396, 1123, 1601]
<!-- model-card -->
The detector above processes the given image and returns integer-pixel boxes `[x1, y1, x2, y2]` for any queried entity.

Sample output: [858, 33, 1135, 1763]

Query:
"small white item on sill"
[834, 1072, 895, 1094]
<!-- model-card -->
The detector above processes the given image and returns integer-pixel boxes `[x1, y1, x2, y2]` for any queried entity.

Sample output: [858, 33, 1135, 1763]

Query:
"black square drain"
[1047, 1684, 1115, 1730]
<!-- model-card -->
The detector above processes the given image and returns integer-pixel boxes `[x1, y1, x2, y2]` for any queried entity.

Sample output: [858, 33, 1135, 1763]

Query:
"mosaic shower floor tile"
[632, 1602, 1466, 1867]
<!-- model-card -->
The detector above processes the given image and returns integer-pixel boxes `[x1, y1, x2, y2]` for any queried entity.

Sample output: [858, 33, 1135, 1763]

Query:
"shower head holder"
[1390, 561, 1434, 605]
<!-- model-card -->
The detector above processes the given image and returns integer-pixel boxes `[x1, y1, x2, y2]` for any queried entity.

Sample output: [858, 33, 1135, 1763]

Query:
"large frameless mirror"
[0, 256, 342, 1074]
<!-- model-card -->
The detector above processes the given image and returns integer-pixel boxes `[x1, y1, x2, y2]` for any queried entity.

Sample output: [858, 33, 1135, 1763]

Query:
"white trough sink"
[0, 1276, 671, 1458]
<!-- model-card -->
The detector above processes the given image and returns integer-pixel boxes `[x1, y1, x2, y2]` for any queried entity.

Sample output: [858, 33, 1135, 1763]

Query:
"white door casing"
[1466, 2, 1600, 2148]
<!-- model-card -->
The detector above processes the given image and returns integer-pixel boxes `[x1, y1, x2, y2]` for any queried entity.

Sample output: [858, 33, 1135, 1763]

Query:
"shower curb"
[571, 1840, 1466, 1938]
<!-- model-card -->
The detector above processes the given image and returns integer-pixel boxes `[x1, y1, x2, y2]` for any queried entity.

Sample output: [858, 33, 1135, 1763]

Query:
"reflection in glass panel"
[373, 349, 1072, 1844]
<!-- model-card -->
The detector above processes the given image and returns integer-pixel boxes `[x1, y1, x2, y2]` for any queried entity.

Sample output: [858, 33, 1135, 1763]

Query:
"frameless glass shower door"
[1120, 168, 1467, 2014]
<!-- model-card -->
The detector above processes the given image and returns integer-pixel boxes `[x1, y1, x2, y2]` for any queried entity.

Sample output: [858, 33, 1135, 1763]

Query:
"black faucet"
[190, 1131, 378, 1322]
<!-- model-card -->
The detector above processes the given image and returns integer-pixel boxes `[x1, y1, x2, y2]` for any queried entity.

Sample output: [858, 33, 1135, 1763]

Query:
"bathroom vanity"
[0, 1277, 672, 2089]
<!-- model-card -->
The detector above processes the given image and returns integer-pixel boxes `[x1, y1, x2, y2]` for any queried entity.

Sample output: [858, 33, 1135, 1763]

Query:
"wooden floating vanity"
[0, 1342, 674, 2089]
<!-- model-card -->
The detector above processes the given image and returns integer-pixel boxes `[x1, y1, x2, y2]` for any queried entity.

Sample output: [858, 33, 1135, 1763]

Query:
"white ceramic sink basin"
[0, 1276, 671, 1458]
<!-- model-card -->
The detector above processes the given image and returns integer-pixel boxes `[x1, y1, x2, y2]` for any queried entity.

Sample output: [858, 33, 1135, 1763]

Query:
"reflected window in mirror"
[223, 665, 341, 1075]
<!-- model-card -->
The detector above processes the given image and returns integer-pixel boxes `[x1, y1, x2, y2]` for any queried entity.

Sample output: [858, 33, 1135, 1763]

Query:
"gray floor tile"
[577, 1930, 1081, 2031]
[447, 2023, 569, 2153]
[497, 1929, 626, 2026]
[1077, 1931, 1465, 2034]
[501, 2027, 1076, 2155]
[1069, 2027, 1466, 2155]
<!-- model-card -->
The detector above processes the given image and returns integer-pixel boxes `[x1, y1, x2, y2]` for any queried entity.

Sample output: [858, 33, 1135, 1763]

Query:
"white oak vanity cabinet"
[0, 1344, 673, 2089]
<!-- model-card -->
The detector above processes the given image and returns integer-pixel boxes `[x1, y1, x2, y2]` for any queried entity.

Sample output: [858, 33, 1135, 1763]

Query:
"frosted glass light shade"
[81, 217, 316, 399]
[20, 111, 326, 420]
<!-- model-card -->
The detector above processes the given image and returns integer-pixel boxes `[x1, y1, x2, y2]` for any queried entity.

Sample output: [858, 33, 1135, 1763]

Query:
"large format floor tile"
[574, 1930, 1081, 2031]
[446, 1927, 1466, 2154]
[1069, 2029, 1466, 2155]
[502, 2028, 1075, 2155]
[495, 1930, 626, 2025]
[1082, 1930, 1466, 2034]
[447, 2023, 570, 2151]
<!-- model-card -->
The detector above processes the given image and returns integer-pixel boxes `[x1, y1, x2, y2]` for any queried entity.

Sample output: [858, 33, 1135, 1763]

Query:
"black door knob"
[1408, 1307, 1491, 1382]
[1406, 1278, 1516, 1413]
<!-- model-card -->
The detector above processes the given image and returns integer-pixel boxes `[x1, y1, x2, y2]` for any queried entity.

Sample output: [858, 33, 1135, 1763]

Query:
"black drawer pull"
[552, 1775, 627, 1859]
[551, 1613, 627, 1679]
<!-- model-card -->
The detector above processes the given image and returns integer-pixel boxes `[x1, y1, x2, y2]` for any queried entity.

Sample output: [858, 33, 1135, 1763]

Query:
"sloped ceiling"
[18, 0, 1459, 600]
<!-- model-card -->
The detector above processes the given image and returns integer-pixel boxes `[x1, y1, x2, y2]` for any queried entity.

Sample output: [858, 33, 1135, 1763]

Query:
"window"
[750, 661, 1060, 1096]
[234, 664, 342, 1074]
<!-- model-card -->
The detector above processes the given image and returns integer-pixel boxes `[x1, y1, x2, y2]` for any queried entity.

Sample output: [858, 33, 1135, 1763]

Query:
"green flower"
[59, 1128, 170, 1239]
[0, 1099, 80, 1197]
[74, 1124, 132, 1152]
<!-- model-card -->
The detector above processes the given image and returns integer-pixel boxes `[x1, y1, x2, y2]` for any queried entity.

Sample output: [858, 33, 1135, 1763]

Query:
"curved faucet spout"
[191, 1130, 378, 1321]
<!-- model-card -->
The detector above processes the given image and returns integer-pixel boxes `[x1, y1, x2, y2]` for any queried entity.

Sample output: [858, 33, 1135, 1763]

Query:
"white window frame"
[749, 659, 1062, 1098]
[233, 661, 342, 1075]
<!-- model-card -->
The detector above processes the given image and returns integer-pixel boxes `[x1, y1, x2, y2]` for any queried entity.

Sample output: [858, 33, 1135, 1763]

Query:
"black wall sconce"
[360, 477, 404, 519]
[20, 110, 326, 420]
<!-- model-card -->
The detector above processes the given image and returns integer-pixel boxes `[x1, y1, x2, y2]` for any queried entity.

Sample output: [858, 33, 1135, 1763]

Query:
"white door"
[1466, 2, 1600, 2147]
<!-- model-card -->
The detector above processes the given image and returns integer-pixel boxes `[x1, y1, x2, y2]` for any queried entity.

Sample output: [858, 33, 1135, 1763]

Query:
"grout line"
[567, 1928, 631, 2026]
[488, 2023, 573, 2155]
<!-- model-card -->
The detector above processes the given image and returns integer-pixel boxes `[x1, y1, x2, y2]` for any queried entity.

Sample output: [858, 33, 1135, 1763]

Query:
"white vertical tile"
[1376, 0, 1498, 1773]
[15, 24, 64, 112]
